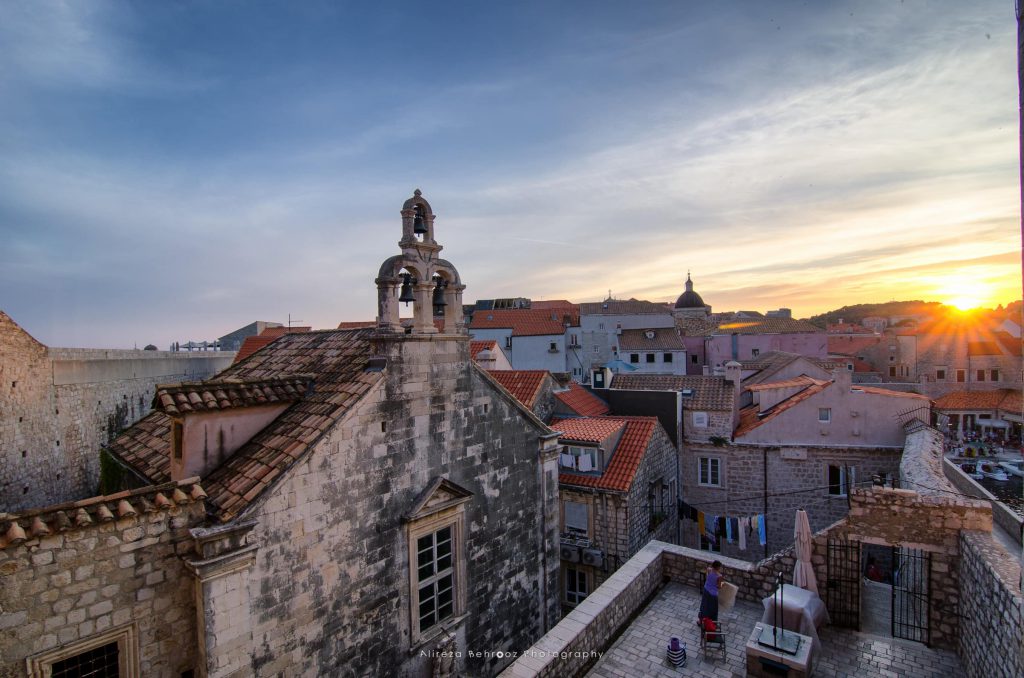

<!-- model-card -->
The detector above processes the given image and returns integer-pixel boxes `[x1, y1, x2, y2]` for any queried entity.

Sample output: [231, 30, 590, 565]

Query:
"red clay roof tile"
[558, 417, 658, 493]
[487, 370, 551, 409]
[554, 383, 610, 417]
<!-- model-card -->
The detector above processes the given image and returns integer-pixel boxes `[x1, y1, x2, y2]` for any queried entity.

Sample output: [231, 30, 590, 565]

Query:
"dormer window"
[559, 446, 599, 472]
[645, 330, 655, 340]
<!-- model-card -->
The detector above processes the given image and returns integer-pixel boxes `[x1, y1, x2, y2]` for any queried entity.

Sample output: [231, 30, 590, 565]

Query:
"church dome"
[674, 273, 705, 309]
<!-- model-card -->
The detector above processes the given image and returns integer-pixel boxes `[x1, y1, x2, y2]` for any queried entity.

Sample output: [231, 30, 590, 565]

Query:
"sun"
[947, 296, 982, 312]
[935, 278, 991, 313]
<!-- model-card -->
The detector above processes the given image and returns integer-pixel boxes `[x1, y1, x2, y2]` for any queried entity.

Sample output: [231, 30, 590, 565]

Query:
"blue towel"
[757, 514, 767, 546]
[725, 517, 733, 543]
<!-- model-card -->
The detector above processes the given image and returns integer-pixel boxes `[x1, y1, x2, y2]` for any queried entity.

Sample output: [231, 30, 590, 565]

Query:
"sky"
[0, 0, 1020, 348]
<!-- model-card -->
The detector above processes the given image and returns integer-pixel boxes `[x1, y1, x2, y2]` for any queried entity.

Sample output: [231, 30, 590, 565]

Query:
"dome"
[674, 274, 705, 309]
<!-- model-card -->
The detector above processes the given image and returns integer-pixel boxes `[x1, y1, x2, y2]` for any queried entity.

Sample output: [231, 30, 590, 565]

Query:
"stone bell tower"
[375, 190, 467, 335]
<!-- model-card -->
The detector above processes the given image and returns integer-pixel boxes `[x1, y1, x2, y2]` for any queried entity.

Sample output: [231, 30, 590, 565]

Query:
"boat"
[960, 463, 983, 480]
[979, 463, 1010, 481]
[998, 460, 1024, 478]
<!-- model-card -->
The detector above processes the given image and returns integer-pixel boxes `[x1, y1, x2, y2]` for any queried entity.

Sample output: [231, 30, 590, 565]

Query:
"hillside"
[806, 301, 946, 328]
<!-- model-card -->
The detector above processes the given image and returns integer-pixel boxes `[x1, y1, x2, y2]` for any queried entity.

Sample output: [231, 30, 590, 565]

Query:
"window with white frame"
[818, 408, 831, 423]
[827, 465, 855, 496]
[565, 567, 588, 604]
[698, 457, 721, 487]
[406, 479, 470, 644]
[563, 501, 589, 537]
[559, 446, 599, 472]
[692, 412, 709, 428]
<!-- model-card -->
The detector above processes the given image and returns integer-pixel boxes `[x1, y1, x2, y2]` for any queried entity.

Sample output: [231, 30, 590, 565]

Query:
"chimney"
[724, 360, 743, 429]
[476, 348, 497, 370]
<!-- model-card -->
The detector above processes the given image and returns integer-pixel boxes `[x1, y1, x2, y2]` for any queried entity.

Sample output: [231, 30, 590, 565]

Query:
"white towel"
[560, 453, 575, 469]
[578, 454, 594, 472]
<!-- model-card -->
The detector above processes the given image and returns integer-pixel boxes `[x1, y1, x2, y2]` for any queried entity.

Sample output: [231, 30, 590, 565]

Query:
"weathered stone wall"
[681, 442, 901, 560]
[958, 530, 1024, 678]
[0, 312, 233, 511]
[943, 458, 1024, 546]
[0, 480, 207, 678]
[216, 336, 560, 678]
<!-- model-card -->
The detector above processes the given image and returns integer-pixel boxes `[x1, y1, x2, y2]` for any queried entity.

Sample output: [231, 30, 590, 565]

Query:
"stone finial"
[30, 516, 51, 538]
[95, 504, 115, 522]
[117, 500, 137, 518]
[54, 511, 72, 531]
[153, 493, 173, 509]
[172, 488, 191, 504]
[414, 188, 422, 196]
[74, 508, 93, 527]
[190, 484, 208, 501]
[5, 521, 26, 545]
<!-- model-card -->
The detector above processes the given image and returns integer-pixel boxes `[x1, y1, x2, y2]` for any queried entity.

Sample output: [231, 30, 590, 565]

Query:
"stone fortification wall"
[0, 479, 207, 678]
[1, 311, 233, 511]
[957, 530, 1023, 678]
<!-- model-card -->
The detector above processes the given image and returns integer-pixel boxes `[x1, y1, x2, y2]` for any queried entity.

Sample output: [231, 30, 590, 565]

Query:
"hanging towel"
[757, 514, 767, 546]
[697, 511, 705, 537]
[731, 517, 740, 540]
[738, 517, 748, 550]
[578, 454, 594, 472]
[559, 453, 575, 468]
[725, 517, 733, 543]
[689, 505, 698, 521]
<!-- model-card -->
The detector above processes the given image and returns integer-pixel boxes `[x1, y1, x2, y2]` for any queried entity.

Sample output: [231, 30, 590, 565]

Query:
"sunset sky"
[1, 1, 1020, 348]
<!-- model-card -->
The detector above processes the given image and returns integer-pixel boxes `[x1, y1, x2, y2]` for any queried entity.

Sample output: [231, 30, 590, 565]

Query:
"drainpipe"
[763, 447, 769, 561]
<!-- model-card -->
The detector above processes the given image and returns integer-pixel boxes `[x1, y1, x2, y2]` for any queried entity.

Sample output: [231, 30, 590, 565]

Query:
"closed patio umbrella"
[792, 509, 818, 595]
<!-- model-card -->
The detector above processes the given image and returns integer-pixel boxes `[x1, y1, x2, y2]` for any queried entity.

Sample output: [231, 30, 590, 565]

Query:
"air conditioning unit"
[561, 545, 581, 563]
[581, 548, 604, 569]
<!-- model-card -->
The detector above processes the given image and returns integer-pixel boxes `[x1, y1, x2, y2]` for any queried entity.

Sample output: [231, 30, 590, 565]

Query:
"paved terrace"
[586, 581, 961, 678]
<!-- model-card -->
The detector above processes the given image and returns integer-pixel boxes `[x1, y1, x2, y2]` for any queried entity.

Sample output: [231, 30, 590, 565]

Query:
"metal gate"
[891, 547, 931, 644]
[825, 538, 861, 630]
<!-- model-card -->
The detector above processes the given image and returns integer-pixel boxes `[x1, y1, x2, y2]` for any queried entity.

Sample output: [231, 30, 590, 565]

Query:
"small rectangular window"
[629, 353, 639, 363]
[828, 465, 855, 496]
[692, 412, 709, 428]
[549, 341, 558, 352]
[565, 567, 588, 604]
[956, 369, 966, 383]
[976, 370, 985, 382]
[991, 369, 1000, 381]
[505, 336, 512, 349]
[691, 355, 698, 364]
[645, 353, 655, 363]
[663, 352, 673, 363]
[818, 408, 831, 423]
[698, 457, 721, 487]
[172, 421, 184, 460]
[564, 501, 589, 536]
[889, 366, 897, 377]
[936, 369, 946, 380]
[751, 348, 760, 357]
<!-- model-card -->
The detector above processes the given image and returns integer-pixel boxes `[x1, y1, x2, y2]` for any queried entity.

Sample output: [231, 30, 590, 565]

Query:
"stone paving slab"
[586, 582, 963, 678]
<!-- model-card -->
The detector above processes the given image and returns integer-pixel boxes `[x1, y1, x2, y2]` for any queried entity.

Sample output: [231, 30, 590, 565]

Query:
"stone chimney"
[476, 348, 497, 370]
[724, 360, 743, 429]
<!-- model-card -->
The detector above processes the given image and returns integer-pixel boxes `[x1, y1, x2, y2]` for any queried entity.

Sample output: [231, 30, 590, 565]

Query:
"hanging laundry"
[738, 517, 748, 550]
[726, 517, 733, 543]
[757, 514, 767, 546]
[689, 505, 698, 521]
[697, 511, 705, 537]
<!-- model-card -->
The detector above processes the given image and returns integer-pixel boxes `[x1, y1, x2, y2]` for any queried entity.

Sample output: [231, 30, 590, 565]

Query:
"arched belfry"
[375, 190, 466, 335]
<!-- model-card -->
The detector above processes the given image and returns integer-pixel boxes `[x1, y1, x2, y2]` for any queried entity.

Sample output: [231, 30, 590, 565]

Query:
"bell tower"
[375, 190, 466, 335]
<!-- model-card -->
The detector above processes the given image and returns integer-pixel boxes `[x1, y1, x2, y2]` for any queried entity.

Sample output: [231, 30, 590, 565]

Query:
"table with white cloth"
[760, 584, 830, 651]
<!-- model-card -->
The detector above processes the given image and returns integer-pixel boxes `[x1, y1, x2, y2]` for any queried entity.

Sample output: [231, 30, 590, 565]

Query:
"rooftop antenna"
[288, 313, 304, 329]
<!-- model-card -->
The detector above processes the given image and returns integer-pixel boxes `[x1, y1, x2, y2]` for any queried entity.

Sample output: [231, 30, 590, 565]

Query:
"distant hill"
[806, 299, 1023, 329]
[806, 301, 946, 329]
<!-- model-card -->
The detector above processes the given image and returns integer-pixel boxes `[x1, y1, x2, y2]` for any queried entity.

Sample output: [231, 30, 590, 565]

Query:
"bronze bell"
[413, 207, 428, 235]
[432, 278, 447, 307]
[399, 274, 416, 305]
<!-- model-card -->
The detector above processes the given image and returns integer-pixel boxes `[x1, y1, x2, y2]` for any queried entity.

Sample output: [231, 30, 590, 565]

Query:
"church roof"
[108, 328, 383, 521]
[674, 274, 705, 309]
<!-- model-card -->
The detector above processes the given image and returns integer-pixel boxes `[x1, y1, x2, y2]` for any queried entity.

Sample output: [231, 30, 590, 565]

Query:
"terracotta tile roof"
[852, 386, 929, 400]
[714, 317, 823, 335]
[618, 328, 685, 351]
[676, 316, 720, 337]
[746, 375, 829, 391]
[554, 383, 610, 416]
[611, 374, 734, 411]
[740, 352, 832, 385]
[234, 335, 278, 363]
[933, 389, 1020, 411]
[558, 417, 658, 493]
[734, 381, 831, 437]
[994, 331, 1023, 356]
[848, 357, 877, 373]
[827, 322, 874, 334]
[530, 300, 575, 310]
[108, 329, 383, 521]
[336, 320, 376, 329]
[487, 370, 551, 409]
[154, 376, 312, 415]
[106, 412, 173, 484]
[579, 299, 673, 316]
[828, 335, 882, 355]
[967, 341, 1002, 356]
[549, 417, 626, 442]
[469, 308, 578, 336]
[470, 340, 500, 359]
[0, 478, 206, 549]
